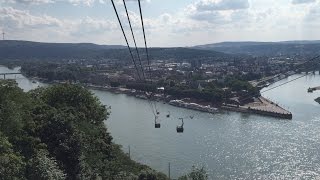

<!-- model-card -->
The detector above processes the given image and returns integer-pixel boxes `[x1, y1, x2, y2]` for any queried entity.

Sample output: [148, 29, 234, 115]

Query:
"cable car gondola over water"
[111, 0, 168, 130]
[155, 116, 161, 128]
[155, 123, 160, 128]
[176, 118, 184, 133]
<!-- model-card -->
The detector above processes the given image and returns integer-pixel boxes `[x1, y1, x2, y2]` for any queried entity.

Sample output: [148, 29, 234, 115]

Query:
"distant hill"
[0, 40, 126, 60]
[193, 40, 320, 56]
[0, 40, 231, 62]
[147, 47, 230, 61]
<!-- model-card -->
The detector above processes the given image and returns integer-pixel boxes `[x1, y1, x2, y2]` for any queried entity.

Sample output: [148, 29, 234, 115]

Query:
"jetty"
[222, 97, 292, 119]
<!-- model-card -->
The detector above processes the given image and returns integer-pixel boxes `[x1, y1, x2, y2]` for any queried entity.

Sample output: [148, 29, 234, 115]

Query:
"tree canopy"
[0, 80, 167, 179]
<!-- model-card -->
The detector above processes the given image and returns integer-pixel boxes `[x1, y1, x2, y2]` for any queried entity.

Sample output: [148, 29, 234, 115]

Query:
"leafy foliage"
[27, 149, 66, 180]
[0, 132, 26, 180]
[178, 166, 208, 180]
[0, 80, 167, 179]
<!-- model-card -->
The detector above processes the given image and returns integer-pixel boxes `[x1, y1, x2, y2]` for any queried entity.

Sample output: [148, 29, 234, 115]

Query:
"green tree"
[27, 149, 66, 180]
[0, 81, 167, 180]
[0, 132, 26, 180]
[178, 166, 208, 180]
[35, 84, 108, 125]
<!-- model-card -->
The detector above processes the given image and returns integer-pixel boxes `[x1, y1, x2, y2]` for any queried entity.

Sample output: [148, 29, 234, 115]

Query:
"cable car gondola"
[176, 118, 184, 133]
[155, 123, 161, 128]
[111, 0, 166, 129]
[155, 116, 161, 128]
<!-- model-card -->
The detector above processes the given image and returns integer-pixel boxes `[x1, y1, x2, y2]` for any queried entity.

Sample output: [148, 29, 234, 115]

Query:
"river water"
[2, 65, 320, 179]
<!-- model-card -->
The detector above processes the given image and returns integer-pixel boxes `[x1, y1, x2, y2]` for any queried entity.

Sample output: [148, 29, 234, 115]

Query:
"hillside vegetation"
[0, 80, 168, 179]
[0, 79, 210, 180]
[0, 40, 229, 62]
[193, 41, 320, 56]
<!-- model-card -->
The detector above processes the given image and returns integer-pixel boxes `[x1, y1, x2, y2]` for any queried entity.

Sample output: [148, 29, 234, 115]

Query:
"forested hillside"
[0, 40, 229, 62]
[0, 80, 167, 179]
[193, 41, 320, 56]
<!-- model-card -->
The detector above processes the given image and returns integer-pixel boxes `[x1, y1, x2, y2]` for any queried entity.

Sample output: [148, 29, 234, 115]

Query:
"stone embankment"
[222, 97, 292, 119]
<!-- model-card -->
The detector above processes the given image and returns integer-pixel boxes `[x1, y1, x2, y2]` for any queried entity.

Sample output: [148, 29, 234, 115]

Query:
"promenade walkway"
[245, 97, 291, 116]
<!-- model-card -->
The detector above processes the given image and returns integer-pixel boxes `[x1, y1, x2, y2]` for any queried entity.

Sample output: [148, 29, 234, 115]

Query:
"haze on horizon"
[0, 0, 320, 47]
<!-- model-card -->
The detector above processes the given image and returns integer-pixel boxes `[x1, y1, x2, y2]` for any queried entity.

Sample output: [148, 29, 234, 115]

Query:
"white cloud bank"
[1, 0, 320, 46]
[292, 0, 316, 4]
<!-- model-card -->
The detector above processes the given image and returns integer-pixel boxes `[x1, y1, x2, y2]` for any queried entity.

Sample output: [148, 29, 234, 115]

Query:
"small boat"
[166, 111, 170, 118]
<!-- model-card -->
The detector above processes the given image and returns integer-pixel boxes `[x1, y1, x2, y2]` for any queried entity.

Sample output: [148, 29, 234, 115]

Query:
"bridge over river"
[0, 72, 22, 79]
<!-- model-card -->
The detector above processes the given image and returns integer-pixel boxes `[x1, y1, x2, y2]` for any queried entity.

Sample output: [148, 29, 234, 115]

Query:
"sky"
[0, 0, 320, 47]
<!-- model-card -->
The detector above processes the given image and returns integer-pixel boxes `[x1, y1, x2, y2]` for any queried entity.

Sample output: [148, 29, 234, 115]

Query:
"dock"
[247, 97, 292, 119]
[222, 97, 292, 119]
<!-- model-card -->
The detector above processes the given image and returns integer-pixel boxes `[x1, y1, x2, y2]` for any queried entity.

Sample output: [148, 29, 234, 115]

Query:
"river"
[1, 65, 320, 179]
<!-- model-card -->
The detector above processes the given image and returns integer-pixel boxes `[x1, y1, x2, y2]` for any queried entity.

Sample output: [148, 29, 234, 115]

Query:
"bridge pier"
[3, 74, 5, 80]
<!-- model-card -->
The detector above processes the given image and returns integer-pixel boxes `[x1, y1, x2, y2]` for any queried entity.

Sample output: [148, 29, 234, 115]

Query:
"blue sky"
[0, 0, 320, 47]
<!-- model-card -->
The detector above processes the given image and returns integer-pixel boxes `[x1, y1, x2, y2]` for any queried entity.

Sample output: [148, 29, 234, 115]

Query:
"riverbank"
[86, 84, 292, 119]
[14, 67, 292, 119]
[86, 84, 222, 114]
[249, 71, 296, 88]
[20, 76, 293, 119]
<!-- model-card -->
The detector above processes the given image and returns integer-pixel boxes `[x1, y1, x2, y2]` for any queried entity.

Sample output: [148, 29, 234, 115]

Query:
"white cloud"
[71, 17, 118, 35]
[0, 7, 122, 43]
[0, 0, 150, 6]
[114, 0, 150, 4]
[185, 0, 250, 25]
[292, 0, 316, 4]
[1, 0, 53, 4]
[1, 0, 320, 47]
[193, 0, 249, 11]
[0, 7, 62, 28]
[68, 0, 95, 6]
[304, 3, 320, 22]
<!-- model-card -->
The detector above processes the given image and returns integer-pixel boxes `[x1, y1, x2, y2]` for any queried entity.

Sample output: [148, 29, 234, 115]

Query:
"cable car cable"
[138, 0, 152, 79]
[137, 0, 158, 113]
[122, 0, 146, 81]
[110, 0, 142, 80]
[122, 0, 157, 117]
